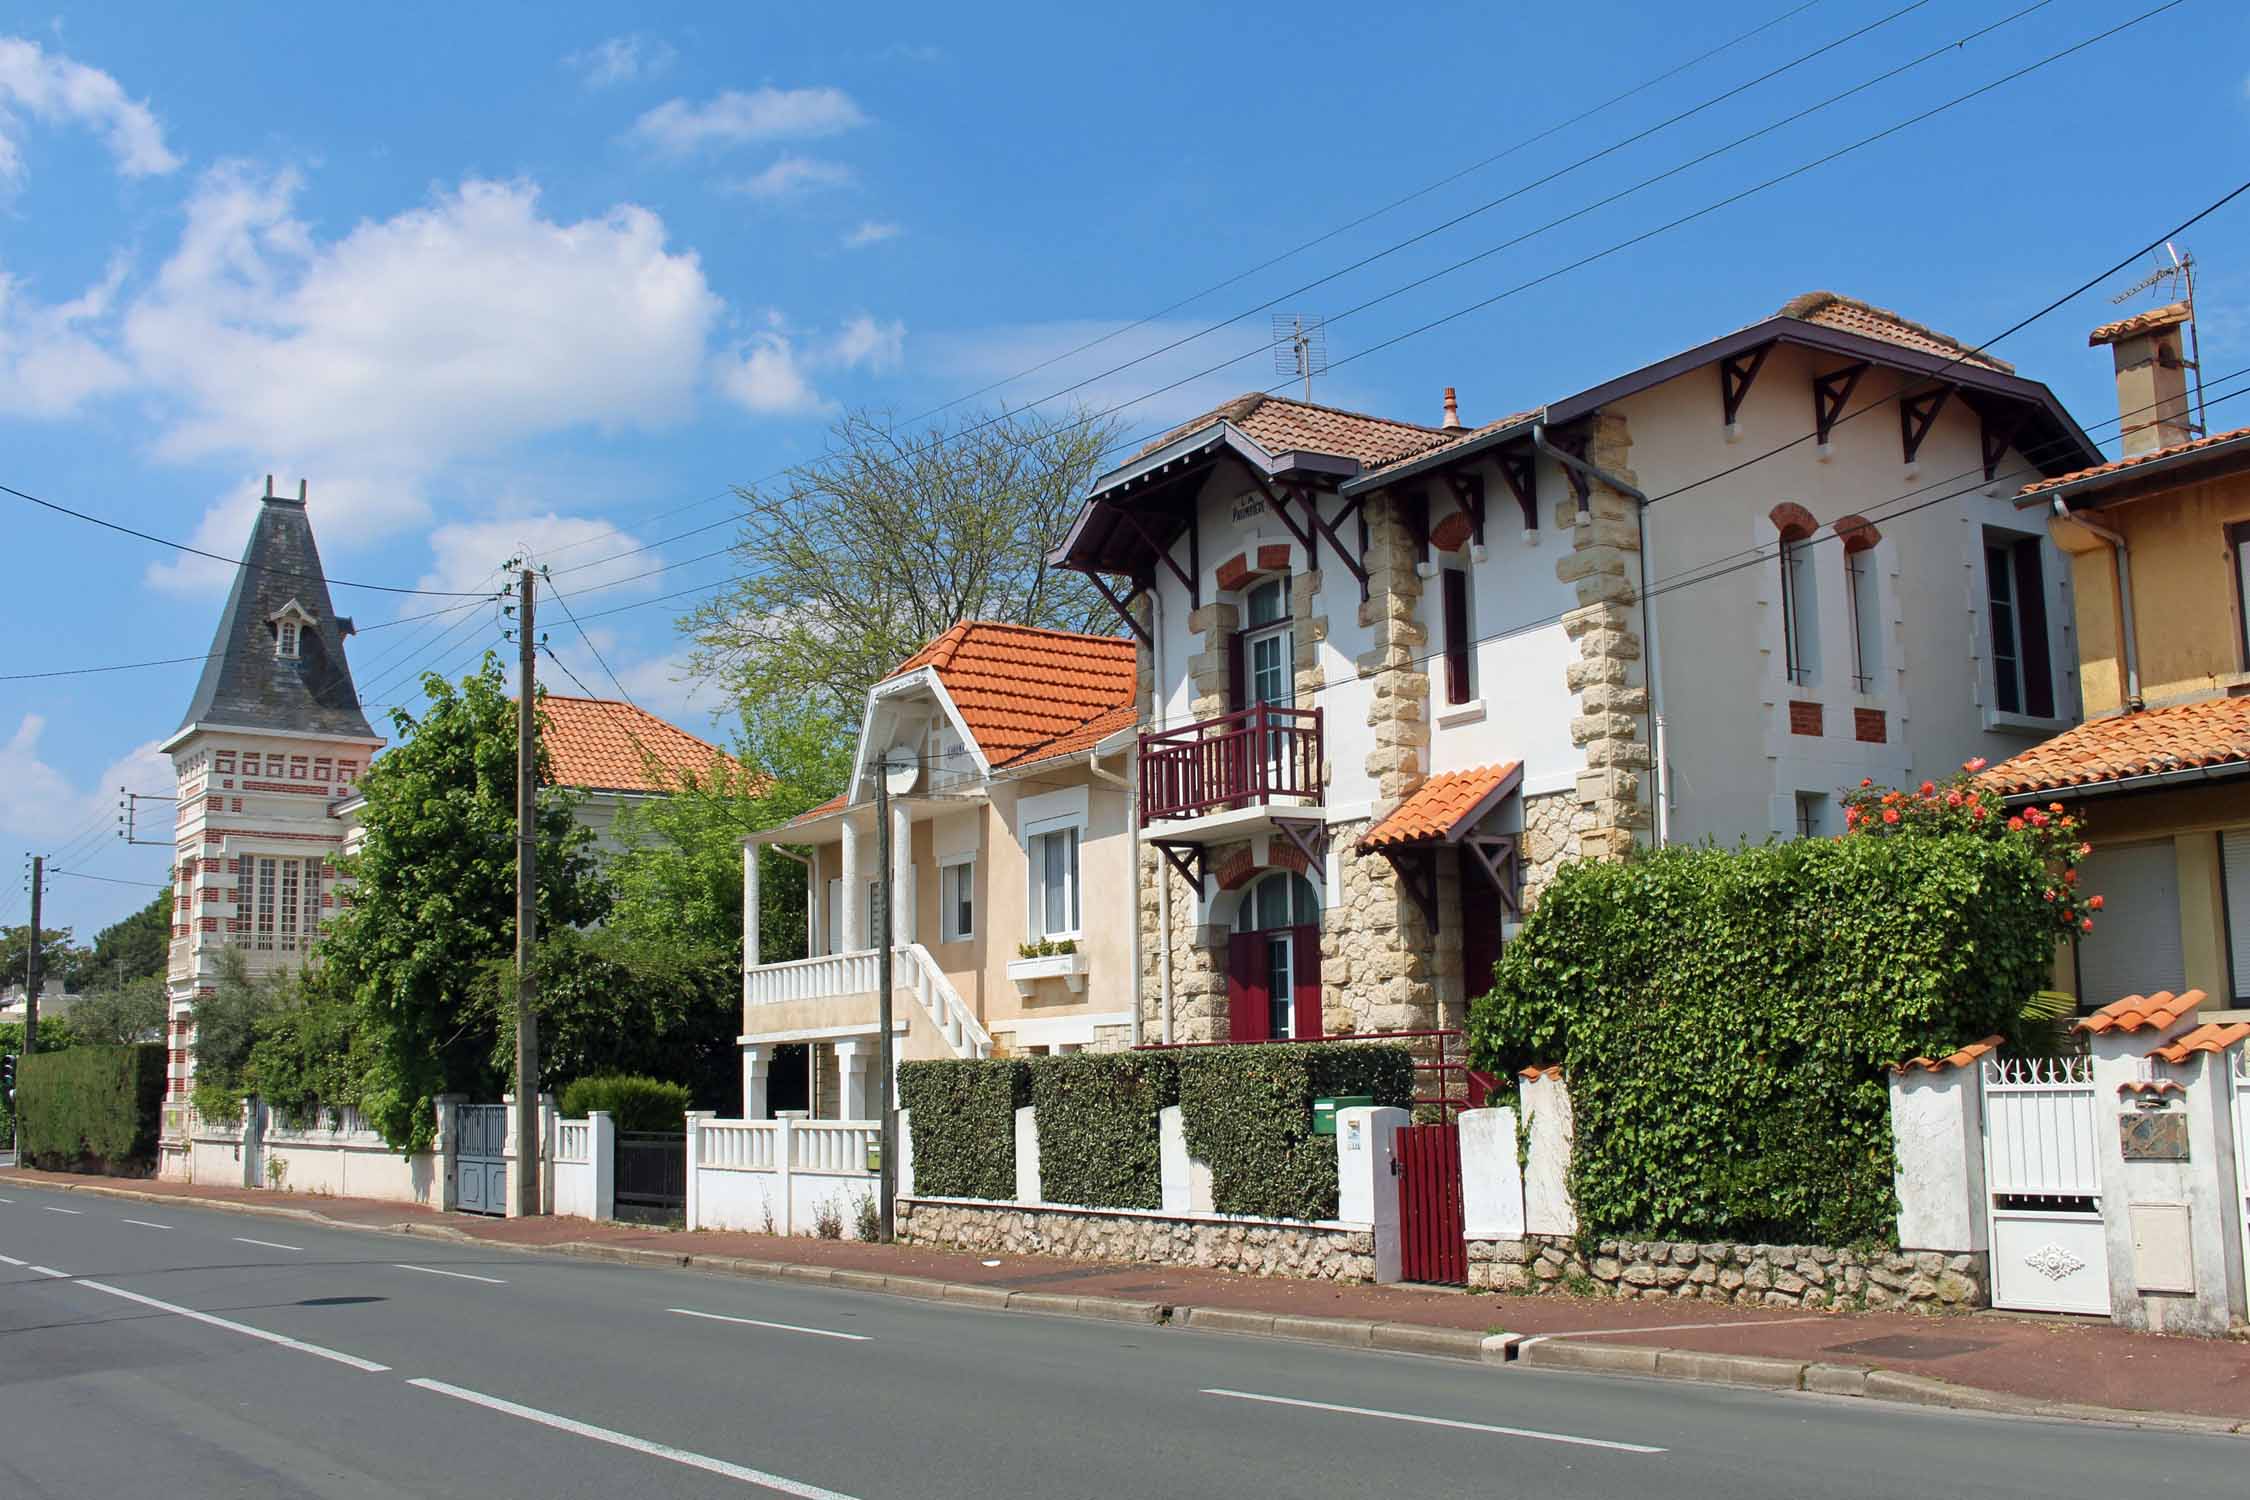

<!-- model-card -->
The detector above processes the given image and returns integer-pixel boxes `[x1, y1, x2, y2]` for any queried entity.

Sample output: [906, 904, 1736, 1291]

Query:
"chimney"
[1441, 387, 1462, 430]
[2089, 303, 2194, 456]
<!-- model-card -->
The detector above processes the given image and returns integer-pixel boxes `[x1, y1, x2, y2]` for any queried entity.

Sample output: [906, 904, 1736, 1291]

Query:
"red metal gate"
[1396, 1122, 1466, 1285]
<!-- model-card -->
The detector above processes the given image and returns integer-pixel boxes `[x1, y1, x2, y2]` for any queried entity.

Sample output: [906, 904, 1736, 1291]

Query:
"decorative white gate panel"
[454, 1104, 508, 1216]
[1981, 1057, 2110, 1315]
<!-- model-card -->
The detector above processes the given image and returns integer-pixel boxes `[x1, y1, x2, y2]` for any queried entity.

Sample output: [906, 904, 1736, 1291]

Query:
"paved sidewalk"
[9, 1168, 2245, 1424]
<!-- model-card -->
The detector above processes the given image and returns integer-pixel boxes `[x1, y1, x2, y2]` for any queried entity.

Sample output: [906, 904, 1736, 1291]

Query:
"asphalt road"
[0, 1180, 2238, 1499]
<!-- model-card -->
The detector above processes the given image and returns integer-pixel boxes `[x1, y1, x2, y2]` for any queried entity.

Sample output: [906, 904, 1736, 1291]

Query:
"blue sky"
[3, 0, 2246, 935]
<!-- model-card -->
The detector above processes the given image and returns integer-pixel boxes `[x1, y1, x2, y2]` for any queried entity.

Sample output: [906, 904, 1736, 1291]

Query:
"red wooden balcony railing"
[1139, 703, 1322, 825]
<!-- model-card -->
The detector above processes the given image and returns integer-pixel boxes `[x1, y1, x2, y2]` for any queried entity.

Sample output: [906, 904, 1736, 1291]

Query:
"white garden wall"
[688, 1116, 881, 1238]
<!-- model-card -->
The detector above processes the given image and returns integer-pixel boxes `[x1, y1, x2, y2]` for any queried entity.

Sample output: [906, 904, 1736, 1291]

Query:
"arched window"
[1770, 504, 1819, 687]
[1229, 872, 1321, 1040]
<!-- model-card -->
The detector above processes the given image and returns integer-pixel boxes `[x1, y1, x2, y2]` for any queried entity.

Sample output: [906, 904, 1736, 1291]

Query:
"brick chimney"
[1441, 387, 1462, 430]
[2089, 302, 2194, 456]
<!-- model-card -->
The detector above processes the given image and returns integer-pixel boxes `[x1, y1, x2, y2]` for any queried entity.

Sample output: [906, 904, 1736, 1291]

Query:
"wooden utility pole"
[513, 570, 541, 1215]
[874, 773, 896, 1243]
[23, 855, 42, 1056]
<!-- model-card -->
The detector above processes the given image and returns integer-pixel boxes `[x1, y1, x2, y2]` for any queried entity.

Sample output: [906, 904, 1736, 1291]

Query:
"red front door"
[1226, 923, 1322, 1041]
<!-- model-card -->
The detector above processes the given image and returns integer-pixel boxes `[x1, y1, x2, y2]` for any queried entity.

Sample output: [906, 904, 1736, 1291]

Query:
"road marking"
[1518, 1315, 1827, 1344]
[393, 1263, 508, 1285]
[668, 1307, 870, 1342]
[40, 1206, 82, 1215]
[0, 1195, 14, 1202]
[407, 1378, 862, 1497]
[73, 1278, 390, 1372]
[232, 1236, 301, 1252]
[29, 1265, 68, 1278]
[1201, 1389, 1666, 1455]
[0, 1253, 23, 1266]
[119, 1218, 172, 1231]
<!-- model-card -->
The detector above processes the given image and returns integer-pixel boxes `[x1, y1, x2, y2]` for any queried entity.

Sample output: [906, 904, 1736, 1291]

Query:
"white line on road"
[74, 1278, 391, 1373]
[668, 1308, 870, 1342]
[0, 1252, 24, 1266]
[1201, 1388, 1667, 1455]
[29, 1265, 67, 1278]
[232, 1236, 301, 1252]
[119, 1219, 172, 1231]
[40, 1206, 82, 1215]
[0, 1195, 14, 1202]
[393, 1263, 507, 1285]
[407, 1379, 863, 1498]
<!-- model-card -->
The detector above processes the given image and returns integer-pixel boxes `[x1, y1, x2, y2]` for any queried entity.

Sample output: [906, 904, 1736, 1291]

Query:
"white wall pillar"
[743, 841, 761, 972]
[240, 1095, 264, 1190]
[1458, 1106, 1525, 1239]
[834, 1039, 873, 1121]
[1336, 1105, 1408, 1283]
[741, 1043, 771, 1121]
[897, 1106, 915, 1198]
[683, 1110, 715, 1231]
[840, 822, 865, 951]
[434, 1093, 464, 1212]
[1519, 1071, 1577, 1238]
[1888, 1064, 1988, 1252]
[890, 801, 915, 948]
[1159, 1104, 1214, 1214]
[588, 1110, 616, 1221]
[1014, 1104, 1042, 1205]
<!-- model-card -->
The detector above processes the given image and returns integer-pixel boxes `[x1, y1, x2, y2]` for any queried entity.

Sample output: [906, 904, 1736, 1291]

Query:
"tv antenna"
[2109, 241, 2207, 438]
[1273, 314, 1328, 402]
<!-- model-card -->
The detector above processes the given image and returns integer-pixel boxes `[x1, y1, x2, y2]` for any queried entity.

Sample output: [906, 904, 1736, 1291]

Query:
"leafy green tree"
[63, 974, 168, 1046]
[187, 947, 297, 1122]
[316, 658, 607, 1149]
[3, 924, 88, 996]
[90, 893, 172, 987]
[245, 972, 370, 1121]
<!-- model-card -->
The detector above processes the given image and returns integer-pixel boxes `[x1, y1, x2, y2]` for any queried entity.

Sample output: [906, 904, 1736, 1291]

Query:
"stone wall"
[1554, 412, 1653, 862]
[1470, 1234, 1989, 1313]
[898, 1197, 1376, 1281]
[1519, 789, 1579, 905]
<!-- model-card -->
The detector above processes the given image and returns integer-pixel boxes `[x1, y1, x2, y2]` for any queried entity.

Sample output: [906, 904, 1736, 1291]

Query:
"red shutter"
[1227, 632, 1247, 715]
[1291, 923, 1323, 1040]
[1227, 931, 1268, 1041]
[1442, 569, 1470, 705]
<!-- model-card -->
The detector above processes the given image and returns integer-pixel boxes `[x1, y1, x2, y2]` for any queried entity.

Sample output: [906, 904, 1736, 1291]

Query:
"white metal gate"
[454, 1104, 508, 1216]
[2233, 1048, 2248, 1314]
[1981, 1056, 2110, 1314]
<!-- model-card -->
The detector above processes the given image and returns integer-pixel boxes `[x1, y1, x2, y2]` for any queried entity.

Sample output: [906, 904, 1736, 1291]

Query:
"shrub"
[246, 998, 368, 1119]
[897, 1057, 1028, 1200]
[18, 1045, 166, 1174]
[558, 1074, 692, 1133]
[1030, 1050, 1178, 1209]
[1177, 1043, 1414, 1221]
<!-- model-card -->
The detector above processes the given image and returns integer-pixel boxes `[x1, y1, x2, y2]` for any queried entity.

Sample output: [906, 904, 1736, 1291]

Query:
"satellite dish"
[881, 745, 922, 795]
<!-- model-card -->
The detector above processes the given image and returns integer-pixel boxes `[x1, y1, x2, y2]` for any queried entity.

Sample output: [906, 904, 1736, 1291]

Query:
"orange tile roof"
[1774, 292, 2014, 374]
[1139, 392, 1453, 468]
[889, 621, 1138, 770]
[2149, 1020, 2250, 1065]
[2015, 421, 2250, 499]
[2075, 988, 2207, 1036]
[1358, 763, 1522, 851]
[537, 695, 743, 794]
[1979, 696, 2250, 797]
[2089, 301, 2189, 346]
[787, 792, 848, 827]
[1890, 1035, 2005, 1074]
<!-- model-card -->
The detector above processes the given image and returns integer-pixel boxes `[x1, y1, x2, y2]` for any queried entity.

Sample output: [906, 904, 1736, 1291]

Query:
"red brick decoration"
[1854, 707, 1887, 743]
[1833, 513, 1882, 553]
[1256, 543, 1293, 573]
[1215, 848, 1258, 891]
[1215, 842, 1309, 891]
[1789, 700, 1824, 736]
[1430, 510, 1474, 552]
[1769, 501, 1818, 542]
[1215, 552, 1252, 591]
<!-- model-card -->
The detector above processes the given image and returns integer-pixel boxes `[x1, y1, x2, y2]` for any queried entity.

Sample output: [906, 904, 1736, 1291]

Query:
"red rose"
[1860, 778, 1873, 788]
[1963, 757, 1988, 773]
[1918, 781, 1936, 796]
[2081, 917, 2094, 933]
[2087, 894, 2104, 910]
[2006, 816, 2024, 831]
[1881, 808, 1900, 825]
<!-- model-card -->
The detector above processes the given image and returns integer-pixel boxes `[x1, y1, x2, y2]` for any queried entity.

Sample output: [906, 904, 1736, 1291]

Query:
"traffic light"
[2, 1053, 15, 1107]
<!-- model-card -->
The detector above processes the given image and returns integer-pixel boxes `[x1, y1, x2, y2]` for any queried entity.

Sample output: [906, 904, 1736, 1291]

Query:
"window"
[2074, 840, 2185, 1010]
[1984, 534, 2055, 718]
[1029, 826, 1080, 939]
[1243, 576, 1293, 711]
[276, 620, 299, 659]
[1846, 546, 1881, 692]
[1441, 567, 1472, 705]
[248, 856, 320, 952]
[940, 858, 975, 943]
[1780, 531, 1818, 686]
[1794, 792, 1832, 840]
[1231, 872, 1322, 1040]
[2230, 521, 2249, 668]
[289, 757, 308, 781]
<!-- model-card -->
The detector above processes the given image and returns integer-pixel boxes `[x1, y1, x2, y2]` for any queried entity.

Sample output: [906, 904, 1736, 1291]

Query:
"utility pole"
[513, 569, 541, 1216]
[24, 855, 43, 1057]
[873, 772, 896, 1243]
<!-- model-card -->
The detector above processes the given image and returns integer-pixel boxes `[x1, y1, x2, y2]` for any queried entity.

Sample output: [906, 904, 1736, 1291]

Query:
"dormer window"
[277, 621, 300, 659]
[267, 599, 317, 661]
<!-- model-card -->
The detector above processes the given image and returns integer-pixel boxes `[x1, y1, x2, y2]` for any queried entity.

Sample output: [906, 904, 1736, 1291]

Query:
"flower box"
[1007, 950, 1089, 996]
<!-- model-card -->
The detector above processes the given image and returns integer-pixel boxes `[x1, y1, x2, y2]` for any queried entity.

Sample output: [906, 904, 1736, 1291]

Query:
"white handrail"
[898, 943, 990, 1058]
[743, 948, 879, 1007]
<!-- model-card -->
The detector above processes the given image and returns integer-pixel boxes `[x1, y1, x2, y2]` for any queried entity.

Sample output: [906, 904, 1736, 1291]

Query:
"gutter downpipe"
[2052, 497, 2142, 711]
[1086, 745, 1142, 1047]
[1150, 586, 1174, 1044]
[1531, 418, 1666, 846]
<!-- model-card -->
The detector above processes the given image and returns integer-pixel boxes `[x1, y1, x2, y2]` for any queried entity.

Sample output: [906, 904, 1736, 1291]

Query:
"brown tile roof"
[537, 695, 743, 794]
[1519, 1064, 1563, 1081]
[1890, 1035, 2005, 1074]
[1358, 763, 1522, 851]
[2015, 421, 2250, 499]
[788, 792, 848, 827]
[1364, 409, 1543, 474]
[2089, 301, 2189, 346]
[1775, 291, 2014, 374]
[890, 621, 1138, 769]
[2075, 988, 2207, 1036]
[1138, 392, 1452, 468]
[2149, 1020, 2250, 1065]
[1979, 696, 2250, 797]
[1004, 702, 1138, 771]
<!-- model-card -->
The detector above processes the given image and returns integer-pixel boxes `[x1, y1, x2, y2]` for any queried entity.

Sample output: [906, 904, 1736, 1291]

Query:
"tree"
[187, 947, 297, 1122]
[317, 658, 608, 1149]
[684, 405, 1124, 731]
[90, 893, 172, 987]
[64, 974, 167, 1046]
[3, 925, 88, 996]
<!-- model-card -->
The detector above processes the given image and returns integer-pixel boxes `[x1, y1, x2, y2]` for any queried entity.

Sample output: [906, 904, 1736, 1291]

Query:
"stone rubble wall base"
[897, 1198, 1376, 1282]
[1468, 1234, 1990, 1313]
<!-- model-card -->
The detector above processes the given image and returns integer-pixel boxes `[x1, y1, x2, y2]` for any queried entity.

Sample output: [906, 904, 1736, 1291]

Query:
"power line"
[46, 869, 168, 891]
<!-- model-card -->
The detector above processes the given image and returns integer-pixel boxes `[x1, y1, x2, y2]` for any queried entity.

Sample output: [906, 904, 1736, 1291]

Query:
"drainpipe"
[1531, 418, 1667, 845]
[2052, 497, 2142, 712]
[1150, 587, 1174, 1044]
[1086, 745, 1141, 1047]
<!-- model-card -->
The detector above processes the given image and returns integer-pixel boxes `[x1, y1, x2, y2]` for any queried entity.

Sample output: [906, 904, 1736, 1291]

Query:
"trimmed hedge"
[18, 1045, 166, 1175]
[1468, 834, 2054, 1245]
[557, 1074, 692, 1133]
[1177, 1044, 1415, 1221]
[899, 1057, 1029, 1200]
[1031, 1051, 1180, 1209]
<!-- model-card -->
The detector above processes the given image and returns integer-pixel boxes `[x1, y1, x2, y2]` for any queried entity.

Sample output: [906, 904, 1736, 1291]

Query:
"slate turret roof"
[172, 489, 379, 743]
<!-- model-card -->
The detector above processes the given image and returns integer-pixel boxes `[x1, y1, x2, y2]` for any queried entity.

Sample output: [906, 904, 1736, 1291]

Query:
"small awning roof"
[1358, 762, 1523, 852]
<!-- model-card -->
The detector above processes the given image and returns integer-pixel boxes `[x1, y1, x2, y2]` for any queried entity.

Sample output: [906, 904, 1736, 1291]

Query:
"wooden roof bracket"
[1979, 406, 2026, 482]
[1117, 505, 1198, 611]
[1443, 471, 1486, 548]
[1381, 848, 1441, 935]
[1812, 360, 1872, 447]
[1463, 833, 1521, 919]
[1252, 471, 1318, 567]
[1495, 448, 1536, 536]
[1899, 385, 1953, 467]
[1550, 427, 1593, 511]
[1153, 840, 1205, 896]
[1405, 487, 1431, 569]
[1720, 341, 1773, 428]
[1272, 818, 1329, 884]
[1090, 572, 1152, 647]
[1266, 479, 1370, 602]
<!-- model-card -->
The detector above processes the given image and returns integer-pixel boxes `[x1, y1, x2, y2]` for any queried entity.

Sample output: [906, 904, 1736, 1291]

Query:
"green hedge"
[1468, 834, 2054, 1245]
[898, 1057, 1028, 1200]
[18, 1045, 167, 1174]
[1178, 1044, 1415, 1221]
[1031, 1051, 1180, 1209]
[558, 1074, 693, 1133]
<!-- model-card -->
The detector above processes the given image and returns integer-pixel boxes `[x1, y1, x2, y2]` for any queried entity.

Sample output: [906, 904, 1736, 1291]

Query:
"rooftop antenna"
[2109, 241, 2206, 438]
[1273, 313, 1327, 402]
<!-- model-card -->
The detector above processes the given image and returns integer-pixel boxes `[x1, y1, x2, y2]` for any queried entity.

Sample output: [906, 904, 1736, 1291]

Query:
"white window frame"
[1845, 544, 1881, 694]
[1780, 532, 1819, 687]
[276, 620, 300, 659]
[938, 853, 976, 944]
[1024, 816, 1084, 943]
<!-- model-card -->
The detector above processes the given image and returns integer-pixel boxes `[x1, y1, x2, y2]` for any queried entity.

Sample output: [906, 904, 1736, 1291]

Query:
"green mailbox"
[1312, 1095, 1374, 1136]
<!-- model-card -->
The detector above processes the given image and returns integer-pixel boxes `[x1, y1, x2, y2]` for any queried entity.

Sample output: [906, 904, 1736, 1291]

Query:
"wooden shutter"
[1442, 569, 1471, 705]
[2222, 829, 2250, 1003]
[2012, 541, 2054, 717]
[2075, 840, 2185, 1008]
[1227, 932, 1269, 1040]
[1290, 923, 1323, 1040]
[1226, 632, 1247, 715]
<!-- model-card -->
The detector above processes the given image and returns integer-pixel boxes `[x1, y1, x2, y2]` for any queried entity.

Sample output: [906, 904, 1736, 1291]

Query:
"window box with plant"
[1008, 937, 1088, 995]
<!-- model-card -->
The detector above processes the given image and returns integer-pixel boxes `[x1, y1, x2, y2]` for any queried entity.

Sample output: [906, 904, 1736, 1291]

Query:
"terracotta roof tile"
[1775, 291, 2014, 374]
[2148, 1020, 2250, 1065]
[2088, 301, 2189, 346]
[1520, 1064, 1563, 1081]
[537, 695, 744, 794]
[788, 792, 848, 827]
[1358, 763, 1522, 851]
[889, 621, 1138, 769]
[2075, 988, 2207, 1036]
[1979, 697, 2250, 797]
[1004, 702, 1138, 771]
[1138, 392, 1453, 468]
[1890, 1035, 2005, 1074]
[2015, 421, 2250, 499]
[2117, 1078, 2183, 1100]
[1364, 409, 1543, 474]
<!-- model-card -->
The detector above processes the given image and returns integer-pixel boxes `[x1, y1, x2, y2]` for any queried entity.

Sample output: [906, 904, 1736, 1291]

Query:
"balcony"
[1139, 703, 1323, 826]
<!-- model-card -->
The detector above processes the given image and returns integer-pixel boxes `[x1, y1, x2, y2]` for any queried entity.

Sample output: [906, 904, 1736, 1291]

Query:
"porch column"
[840, 820, 865, 951]
[834, 1039, 873, 1121]
[742, 841, 761, 971]
[890, 801, 915, 947]
[741, 1043, 770, 1121]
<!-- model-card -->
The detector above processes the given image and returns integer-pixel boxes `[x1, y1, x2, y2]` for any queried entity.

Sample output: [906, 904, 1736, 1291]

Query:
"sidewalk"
[8, 1167, 2245, 1428]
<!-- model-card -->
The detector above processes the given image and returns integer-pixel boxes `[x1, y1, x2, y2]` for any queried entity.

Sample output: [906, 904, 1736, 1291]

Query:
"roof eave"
[2013, 431, 2250, 511]
[1997, 756, 2250, 806]
[1340, 414, 1540, 496]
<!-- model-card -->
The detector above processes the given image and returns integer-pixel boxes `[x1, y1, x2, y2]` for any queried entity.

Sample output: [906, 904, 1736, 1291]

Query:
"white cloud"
[0, 35, 180, 186]
[925, 318, 1304, 441]
[842, 220, 900, 249]
[564, 35, 675, 89]
[715, 313, 905, 416]
[418, 512, 661, 600]
[828, 312, 904, 373]
[727, 156, 854, 201]
[0, 714, 168, 845]
[0, 255, 132, 417]
[627, 86, 866, 155]
[146, 471, 432, 596]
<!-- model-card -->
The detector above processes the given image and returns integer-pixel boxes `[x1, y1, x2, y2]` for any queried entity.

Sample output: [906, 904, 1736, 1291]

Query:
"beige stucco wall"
[2062, 471, 2250, 715]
